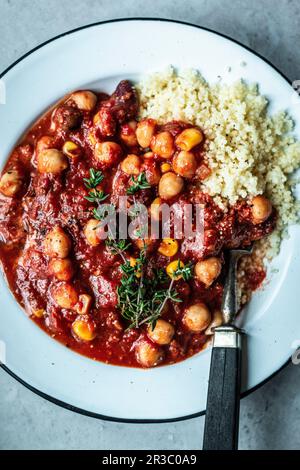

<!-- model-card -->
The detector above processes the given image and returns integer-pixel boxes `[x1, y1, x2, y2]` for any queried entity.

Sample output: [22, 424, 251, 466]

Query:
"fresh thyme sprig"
[126, 172, 151, 195]
[92, 203, 115, 221]
[83, 168, 104, 189]
[173, 261, 194, 282]
[139, 278, 181, 330]
[84, 168, 109, 204]
[135, 261, 193, 329]
[85, 189, 108, 203]
[117, 246, 182, 330]
[82, 170, 188, 330]
[105, 238, 132, 256]
[117, 242, 148, 328]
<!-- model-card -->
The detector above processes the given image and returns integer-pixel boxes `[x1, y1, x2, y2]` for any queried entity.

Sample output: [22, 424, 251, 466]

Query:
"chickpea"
[70, 90, 97, 111]
[44, 226, 72, 258]
[175, 128, 203, 151]
[158, 172, 184, 200]
[183, 303, 211, 333]
[76, 294, 93, 315]
[94, 141, 122, 168]
[151, 131, 174, 159]
[36, 135, 55, 154]
[120, 121, 138, 147]
[135, 340, 163, 368]
[172, 151, 197, 179]
[62, 141, 81, 159]
[72, 317, 96, 341]
[136, 119, 156, 148]
[49, 258, 74, 281]
[37, 149, 68, 174]
[121, 154, 141, 175]
[147, 319, 175, 345]
[53, 282, 78, 309]
[205, 309, 223, 335]
[84, 219, 103, 246]
[251, 195, 272, 225]
[194, 257, 222, 287]
[150, 197, 162, 221]
[0, 169, 22, 197]
[142, 160, 161, 185]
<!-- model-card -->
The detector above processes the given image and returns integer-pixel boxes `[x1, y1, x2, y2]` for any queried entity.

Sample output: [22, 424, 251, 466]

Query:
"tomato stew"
[0, 81, 276, 367]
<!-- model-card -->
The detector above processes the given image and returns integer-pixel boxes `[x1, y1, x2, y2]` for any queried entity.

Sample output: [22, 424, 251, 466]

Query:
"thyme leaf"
[85, 189, 108, 203]
[105, 238, 132, 255]
[83, 168, 104, 189]
[174, 260, 194, 281]
[126, 172, 151, 195]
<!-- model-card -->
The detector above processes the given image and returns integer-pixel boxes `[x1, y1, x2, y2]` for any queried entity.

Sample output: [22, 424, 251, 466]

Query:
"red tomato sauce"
[0, 81, 276, 367]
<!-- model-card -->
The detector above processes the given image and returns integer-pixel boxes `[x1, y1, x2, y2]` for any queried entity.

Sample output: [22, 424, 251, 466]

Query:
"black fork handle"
[203, 325, 243, 450]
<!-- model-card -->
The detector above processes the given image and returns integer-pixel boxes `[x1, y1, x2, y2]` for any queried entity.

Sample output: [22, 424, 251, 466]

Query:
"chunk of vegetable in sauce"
[44, 227, 72, 259]
[183, 303, 211, 333]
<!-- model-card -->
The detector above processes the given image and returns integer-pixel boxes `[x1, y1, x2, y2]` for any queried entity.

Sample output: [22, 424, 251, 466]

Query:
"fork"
[202, 245, 253, 450]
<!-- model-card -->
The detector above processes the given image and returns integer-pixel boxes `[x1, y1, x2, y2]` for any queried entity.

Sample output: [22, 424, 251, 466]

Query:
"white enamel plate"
[1, 19, 300, 422]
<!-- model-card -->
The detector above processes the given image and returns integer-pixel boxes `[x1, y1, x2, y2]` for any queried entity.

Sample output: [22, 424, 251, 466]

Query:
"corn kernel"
[33, 309, 45, 318]
[161, 162, 171, 173]
[62, 141, 81, 159]
[175, 128, 203, 151]
[72, 318, 96, 341]
[158, 238, 179, 257]
[129, 257, 142, 278]
[166, 260, 184, 280]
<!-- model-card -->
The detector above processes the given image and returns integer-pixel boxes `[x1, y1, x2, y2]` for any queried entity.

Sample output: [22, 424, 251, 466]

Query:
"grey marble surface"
[1, 0, 300, 450]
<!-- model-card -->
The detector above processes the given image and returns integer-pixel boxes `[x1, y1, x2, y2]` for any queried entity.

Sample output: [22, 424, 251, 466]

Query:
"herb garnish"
[83, 168, 104, 189]
[105, 238, 132, 259]
[83, 170, 189, 330]
[173, 261, 194, 282]
[85, 189, 108, 203]
[126, 172, 151, 195]
[84, 168, 108, 203]
[92, 204, 115, 221]
[116, 242, 182, 330]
